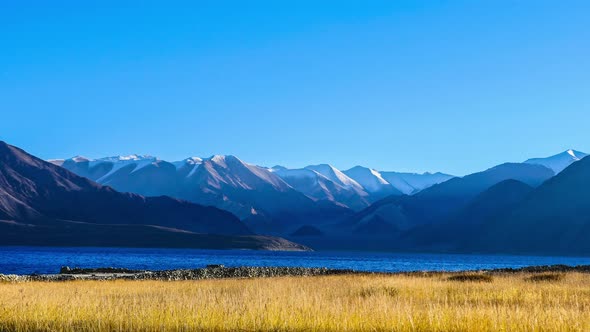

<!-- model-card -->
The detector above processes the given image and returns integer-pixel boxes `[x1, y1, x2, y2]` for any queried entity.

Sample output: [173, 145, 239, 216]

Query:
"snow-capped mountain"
[54, 154, 349, 233]
[59, 155, 159, 184]
[342, 166, 454, 196]
[343, 166, 400, 196]
[524, 149, 588, 174]
[271, 167, 371, 210]
[304, 164, 365, 190]
[184, 155, 291, 192]
[271, 164, 450, 209]
[52, 149, 581, 237]
[379, 171, 455, 195]
[52, 154, 456, 218]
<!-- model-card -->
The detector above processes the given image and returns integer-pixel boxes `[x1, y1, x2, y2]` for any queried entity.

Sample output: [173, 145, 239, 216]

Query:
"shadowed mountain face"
[404, 180, 535, 250]
[0, 141, 309, 251]
[409, 157, 590, 254]
[347, 163, 555, 232]
[373, 157, 590, 255]
[445, 179, 535, 226]
[473, 155, 590, 254]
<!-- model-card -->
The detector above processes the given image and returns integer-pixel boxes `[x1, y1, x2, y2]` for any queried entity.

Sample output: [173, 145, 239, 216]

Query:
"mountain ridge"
[0, 141, 309, 251]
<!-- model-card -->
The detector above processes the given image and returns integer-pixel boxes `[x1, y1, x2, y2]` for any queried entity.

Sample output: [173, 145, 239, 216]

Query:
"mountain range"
[339, 149, 590, 254]
[0, 141, 308, 250]
[279, 149, 588, 254]
[4, 141, 589, 254]
[405, 152, 590, 255]
[52, 154, 453, 233]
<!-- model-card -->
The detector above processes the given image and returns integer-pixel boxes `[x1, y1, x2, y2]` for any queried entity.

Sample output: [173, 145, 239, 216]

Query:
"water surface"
[1, 246, 589, 275]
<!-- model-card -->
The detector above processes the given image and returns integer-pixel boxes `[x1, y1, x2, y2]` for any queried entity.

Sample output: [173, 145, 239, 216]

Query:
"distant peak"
[347, 165, 369, 171]
[184, 157, 203, 164]
[565, 149, 585, 160]
[209, 154, 227, 162]
[306, 164, 337, 171]
[206, 154, 244, 165]
[69, 156, 90, 162]
[269, 165, 287, 172]
[171, 157, 203, 170]
[119, 154, 141, 160]
[97, 154, 157, 162]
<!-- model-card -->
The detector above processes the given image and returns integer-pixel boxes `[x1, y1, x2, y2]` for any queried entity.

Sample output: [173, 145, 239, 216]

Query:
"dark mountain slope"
[476, 156, 590, 254]
[446, 179, 534, 226]
[348, 163, 554, 231]
[0, 142, 249, 235]
[406, 180, 535, 250]
[0, 141, 309, 250]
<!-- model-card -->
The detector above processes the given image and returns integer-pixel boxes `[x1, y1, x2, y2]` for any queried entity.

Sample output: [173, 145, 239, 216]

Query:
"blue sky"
[1, 1, 588, 175]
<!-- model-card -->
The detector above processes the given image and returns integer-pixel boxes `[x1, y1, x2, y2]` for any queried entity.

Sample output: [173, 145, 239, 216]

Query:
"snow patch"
[305, 164, 363, 190]
[525, 149, 588, 174]
[343, 166, 391, 192]
[70, 156, 90, 163]
[187, 163, 201, 178]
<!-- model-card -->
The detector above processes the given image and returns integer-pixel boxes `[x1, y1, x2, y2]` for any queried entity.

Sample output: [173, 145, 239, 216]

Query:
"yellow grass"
[1, 272, 590, 331]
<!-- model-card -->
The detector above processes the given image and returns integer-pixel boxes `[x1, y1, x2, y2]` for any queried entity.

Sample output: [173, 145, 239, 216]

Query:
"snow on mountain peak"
[171, 157, 204, 173]
[565, 149, 586, 161]
[70, 156, 90, 163]
[567, 149, 576, 158]
[185, 157, 203, 164]
[343, 166, 391, 193]
[204, 155, 247, 169]
[62, 154, 157, 164]
[97, 154, 157, 163]
[305, 164, 363, 190]
[369, 168, 385, 179]
[524, 149, 588, 174]
[210, 155, 226, 163]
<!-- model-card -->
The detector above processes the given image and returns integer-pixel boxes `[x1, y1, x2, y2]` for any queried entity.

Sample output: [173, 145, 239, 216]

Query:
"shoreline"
[2, 264, 590, 282]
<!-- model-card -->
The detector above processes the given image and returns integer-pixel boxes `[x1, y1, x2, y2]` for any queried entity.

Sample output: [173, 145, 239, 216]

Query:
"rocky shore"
[0, 265, 358, 282]
[2, 264, 590, 282]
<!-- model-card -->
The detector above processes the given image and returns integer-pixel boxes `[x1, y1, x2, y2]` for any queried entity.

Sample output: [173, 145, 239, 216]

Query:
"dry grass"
[525, 273, 564, 283]
[1, 272, 590, 331]
[447, 273, 494, 283]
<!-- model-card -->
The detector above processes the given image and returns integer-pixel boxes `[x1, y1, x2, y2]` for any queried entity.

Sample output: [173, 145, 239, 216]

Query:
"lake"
[1, 246, 589, 275]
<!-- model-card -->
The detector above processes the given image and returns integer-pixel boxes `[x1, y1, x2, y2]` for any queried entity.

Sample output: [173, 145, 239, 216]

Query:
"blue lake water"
[0, 246, 589, 275]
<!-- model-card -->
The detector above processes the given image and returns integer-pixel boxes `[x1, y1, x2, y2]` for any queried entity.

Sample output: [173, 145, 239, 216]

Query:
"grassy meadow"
[1, 272, 589, 331]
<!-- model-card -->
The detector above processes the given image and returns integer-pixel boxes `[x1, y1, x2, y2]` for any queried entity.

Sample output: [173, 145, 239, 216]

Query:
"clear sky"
[1, 1, 589, 175]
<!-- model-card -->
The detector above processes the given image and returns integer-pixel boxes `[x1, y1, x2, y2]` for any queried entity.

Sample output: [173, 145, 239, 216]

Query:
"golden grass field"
[1, 272, 589, 331]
